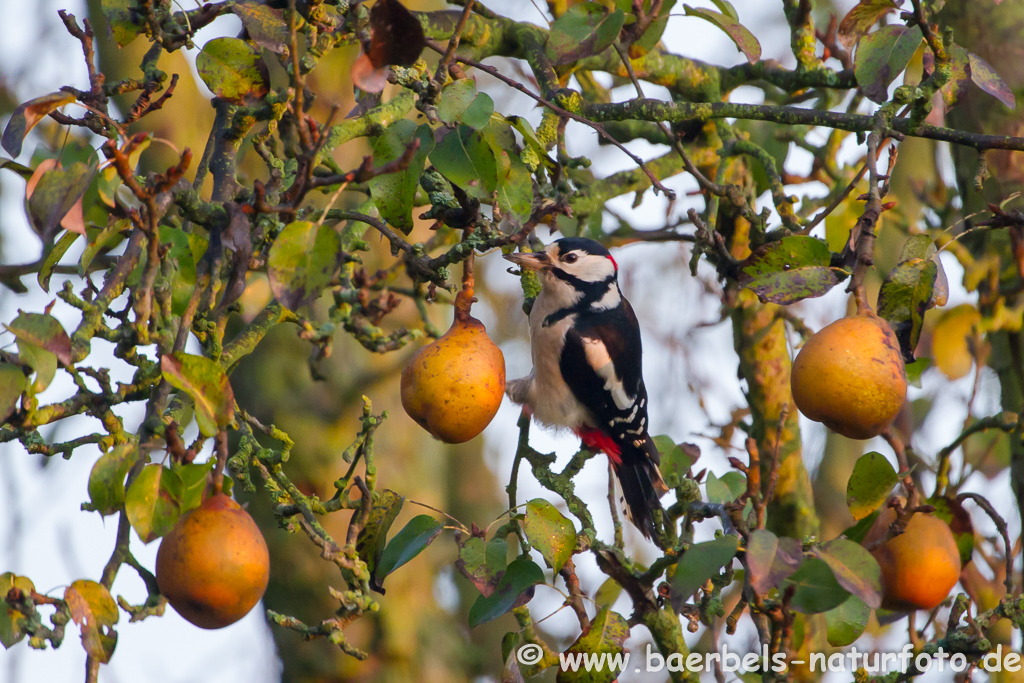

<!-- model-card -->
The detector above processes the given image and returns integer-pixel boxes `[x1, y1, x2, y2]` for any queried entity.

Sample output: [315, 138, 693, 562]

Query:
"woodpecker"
[504, 237, 666, 538]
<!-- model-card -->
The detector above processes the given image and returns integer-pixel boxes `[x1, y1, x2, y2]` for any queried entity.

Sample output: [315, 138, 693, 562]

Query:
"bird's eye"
[562, 253, 579, 264]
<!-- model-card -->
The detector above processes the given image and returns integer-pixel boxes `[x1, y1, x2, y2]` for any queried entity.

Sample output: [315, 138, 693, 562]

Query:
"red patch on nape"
[576, 428, 622, 466]
[606, 254, 617, 271]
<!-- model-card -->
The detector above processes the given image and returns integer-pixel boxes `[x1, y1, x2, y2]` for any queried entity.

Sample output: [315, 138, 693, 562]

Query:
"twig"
[425, 40, 676, 198]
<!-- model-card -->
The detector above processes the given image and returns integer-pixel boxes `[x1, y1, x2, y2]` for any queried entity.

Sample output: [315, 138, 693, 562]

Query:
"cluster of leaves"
[0, 0, 1022, 681]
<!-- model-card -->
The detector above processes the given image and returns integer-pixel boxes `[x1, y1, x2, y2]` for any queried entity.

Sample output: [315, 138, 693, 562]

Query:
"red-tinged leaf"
[456, 534, 508, 597]
[366, 0, 425, 68]
[196, 37, 269, 105]
[160, 353, 236, 437]
[812, 539, 882, 609]
[351, 52, 391, 93]
[746, 529, 803, 595]
[837, 0, 899, 51]
[65, 580, 118, 663]
[25, 158, 97, 242]
[968, 52, 1015, 109]
[855, 26, 923, 104]
[683, 6, 760, 64]
[2, 92, 77, 157]
[124, 464, 183, 543]
[231, 2, 290, 54]
[6, 311, 73, 366]
[546, 2, 627, 65]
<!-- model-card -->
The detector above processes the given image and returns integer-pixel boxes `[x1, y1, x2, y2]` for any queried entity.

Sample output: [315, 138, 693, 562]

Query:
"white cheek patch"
[583, 338, 633, 411]
[573, 255, 616, 282]
[591, 286, 621, 311]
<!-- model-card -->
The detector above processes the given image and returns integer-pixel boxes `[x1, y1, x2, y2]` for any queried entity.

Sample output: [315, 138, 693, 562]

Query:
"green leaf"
[461, 94, 495, 130]
[877, 257, 937, 363]
[196, 37, 270, 105]
[846, 451, 898, 520]
[160, 353, 235, 437]
[231, 2, 290, 54]
[709, 0, 739, 20]
[65, 579, 118, 663]
[373, 514, 444, 589]
[267, 220, 342, 311]
[468, 558, 544, 628]
[1, 92, 77, 157]
[855, 25, 923, 104]
[594, 577, 622, 609]
[706, 471, 746, 503]
[87, 444, 138, 516]
[652, 435, 694, 489]
[125, 464, 182, 543]
[837, 0, 899, 51]
[683, 6, 761, 64]
[27, 158, 98, 242]
[429, 125, 497, 201]
[0, 573, 35, 648]
[355, 490, 405, 579]
[7, 312, 73, 366]
[100, 0, 144, 47]
[669, 535, 738, 608]
[367, 121, 433, 234]
[745, 529, 802, 594]
[739, 236, 842, 305]
[484, 120, 533, 222]
[825, 595, 870, 647]
[556, 608, 629, 683]
[437, 79, 479, 125]
[968, 52, 1015, 109]
[172, 461, 214, 514]
[811, 539, 882, 609]
[456, 535, 509, 596]
[841, 509, 880, 545]
[0, 364, 25, 424]
[18, 342, 56, 394]
[38, 231, 80, 291]
[783, 557, 849, 614]
[546, 3, 626, 65]
[524, 499, 576, 573]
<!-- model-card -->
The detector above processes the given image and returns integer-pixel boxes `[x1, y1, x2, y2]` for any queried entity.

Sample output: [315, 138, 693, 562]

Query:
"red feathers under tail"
[577, 428, 663, 539]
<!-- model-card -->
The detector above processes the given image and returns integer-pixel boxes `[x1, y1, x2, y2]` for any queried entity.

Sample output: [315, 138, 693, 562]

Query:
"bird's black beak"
[503, 251, 550, 271]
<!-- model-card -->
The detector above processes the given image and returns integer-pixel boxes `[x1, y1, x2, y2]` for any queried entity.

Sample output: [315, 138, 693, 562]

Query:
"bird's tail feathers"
[615, 439, 665, 539]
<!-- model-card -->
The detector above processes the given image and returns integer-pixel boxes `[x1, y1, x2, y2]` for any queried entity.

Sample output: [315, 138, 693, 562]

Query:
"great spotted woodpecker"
[504, 237, 666, 538]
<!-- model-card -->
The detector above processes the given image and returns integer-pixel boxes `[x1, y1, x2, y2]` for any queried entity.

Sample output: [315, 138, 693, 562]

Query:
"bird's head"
[504, 237, 618, 285]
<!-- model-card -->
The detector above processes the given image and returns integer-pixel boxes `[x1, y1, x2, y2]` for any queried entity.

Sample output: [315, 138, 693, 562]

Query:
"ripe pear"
[156, 493, 270, 629]
[864, 503, 961, 611]
[401, 292, 505, 443]
[791, 313, 907, 439]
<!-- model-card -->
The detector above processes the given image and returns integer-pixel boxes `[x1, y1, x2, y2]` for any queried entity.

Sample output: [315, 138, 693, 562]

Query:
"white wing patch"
[582, 337, 633, 411]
